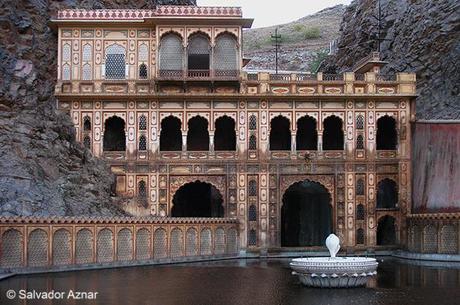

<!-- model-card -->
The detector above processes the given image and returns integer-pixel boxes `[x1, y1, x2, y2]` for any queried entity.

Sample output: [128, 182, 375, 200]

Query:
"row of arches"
[0, 226, 238, 268]
[99, 114, 397, 152]
[159, 32, 239, 76]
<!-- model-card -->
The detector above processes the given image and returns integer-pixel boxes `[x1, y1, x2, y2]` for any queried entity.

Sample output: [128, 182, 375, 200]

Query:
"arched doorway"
[187, 116, 209, 151]
[214, 116, 236, 151]
[103, 116, 126, 151]
[377, 178, 398, 209]
[270, 115, 291, 150]
[171, 181, 224, 217]
[281, 180, 332, 247]
[377, 215, 397, 245]
[296, 115, 317, 150]
[323, 115, 344, 150]
[377, 115, 397, 150]
[160, 116, 182, 151]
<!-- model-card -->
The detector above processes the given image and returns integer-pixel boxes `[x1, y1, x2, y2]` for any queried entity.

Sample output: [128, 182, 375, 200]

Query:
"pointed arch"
[377, 115, 397, 150]
[296, 115, 317, 150]
[323, 115, 344, 150]
[160, 115, 182, 151]
[103, 116, 126, 151]
[159, 33, 184, 76]
[187, 33, 211, 72]
[270, 115, 291, 150]
[187, 115, 209, 151]
[214, 115, 236, 151]
[214, 33, 238, 77]
[377, 178, 398, 209]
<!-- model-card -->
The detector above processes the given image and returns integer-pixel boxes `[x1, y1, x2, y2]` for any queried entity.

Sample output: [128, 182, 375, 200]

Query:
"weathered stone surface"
[0, 0, 196, 216]
[321, 0, 460, 119]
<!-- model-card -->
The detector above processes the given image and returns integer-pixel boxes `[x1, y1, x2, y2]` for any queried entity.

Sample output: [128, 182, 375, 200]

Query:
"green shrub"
[303, 27, 321, 40]
[309, 49, 329, 72]
[293, 24, 305, 32]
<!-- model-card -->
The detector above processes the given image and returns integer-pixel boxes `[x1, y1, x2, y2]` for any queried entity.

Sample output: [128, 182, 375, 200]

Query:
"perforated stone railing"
[406, 213, 460, 255]
[0, 216, 239, 272]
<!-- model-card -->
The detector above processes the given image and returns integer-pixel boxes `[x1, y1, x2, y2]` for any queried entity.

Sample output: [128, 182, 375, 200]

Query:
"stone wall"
[321, 0, 460, 119]
[0, 1, 195, 216]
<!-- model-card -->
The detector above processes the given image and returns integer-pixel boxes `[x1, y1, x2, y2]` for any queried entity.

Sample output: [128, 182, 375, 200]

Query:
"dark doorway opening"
[296, 116, 317, 150]
[377, 178, 398, 209]
[160, 116, 182, 151]
[377, 215, 397, 245]
[103, 116, 126, 151]
[214, 116, 236, 151]
[377, 115, 397, 150]
[323, 115, 344, 150]
[187, 116, 209, 151]
[281, 180, 332, 247]
[171, 181, 224, 217]
[270, 115, 291, 150]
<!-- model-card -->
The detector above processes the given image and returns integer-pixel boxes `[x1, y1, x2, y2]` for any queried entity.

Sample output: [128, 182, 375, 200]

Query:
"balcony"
[157, 69, 239, 81]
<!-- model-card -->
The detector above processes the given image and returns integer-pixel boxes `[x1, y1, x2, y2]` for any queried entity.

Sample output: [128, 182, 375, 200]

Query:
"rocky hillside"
[321, 0, 460, 119]
[0, 0, 195, 217]
[243, 5, 345, 72]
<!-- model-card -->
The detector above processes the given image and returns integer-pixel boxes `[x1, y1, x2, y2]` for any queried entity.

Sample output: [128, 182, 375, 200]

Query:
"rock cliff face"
[0, 0, 196, 217]
[321, 0, 460, 119]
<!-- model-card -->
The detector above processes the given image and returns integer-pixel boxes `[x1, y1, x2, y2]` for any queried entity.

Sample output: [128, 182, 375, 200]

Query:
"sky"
[197, 0, 353, 28]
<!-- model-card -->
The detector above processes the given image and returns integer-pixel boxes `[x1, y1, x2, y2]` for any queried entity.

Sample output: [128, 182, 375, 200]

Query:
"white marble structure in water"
[290, 234, 378, 288]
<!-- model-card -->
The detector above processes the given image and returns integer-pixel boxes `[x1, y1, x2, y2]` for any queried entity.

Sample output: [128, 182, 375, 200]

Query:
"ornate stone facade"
[52, 5, 417, 251]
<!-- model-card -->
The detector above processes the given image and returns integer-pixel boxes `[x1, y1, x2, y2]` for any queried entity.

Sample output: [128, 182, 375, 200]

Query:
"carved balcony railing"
[376, 74, 397, 82]
[187, 69, 210, 78]
[270, 74, 291, 81]
[158, 69, 184, 79]
[323, 73, 344, 81]
[296, 74, 317, 81]
[214, 70, 239, 79]
[247, 73, 259, 81]
[354, 73, 365, 81]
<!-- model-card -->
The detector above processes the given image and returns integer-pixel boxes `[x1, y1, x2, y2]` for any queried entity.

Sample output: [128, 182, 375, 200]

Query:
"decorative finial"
[325, 233, 340, 258]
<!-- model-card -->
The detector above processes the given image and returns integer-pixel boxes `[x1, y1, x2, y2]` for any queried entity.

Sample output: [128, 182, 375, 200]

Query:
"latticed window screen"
[28, 229, 48, 267]
[356, 204, 365, 220]
[82, 44, 92, 61]
[214, 228, 225, 255]
[136, 228, 150, 260]
[62, 44, 71, 61]
[356, 178, 365, 195]
[356, 134, 364, 149]
[137, 180, 148, 207]
[159, 34, 183, 71]
[356, 228, 365, 245]
[139, 115, 147, 130]
[200, 228, 212, 255]
[139, 135, 147, 151]
[186, 228, 198, 256]
[423, 225, 438, 253]
[170, 228, 184, 258]
[82, 64, 92, 80]
[356, 115, 364, 129]
[97, 229, 113, 263]
[188, 34, 210, 70]
[226, 229, 238, 254]
[440, 225, 458, 254]
[117, 229, 133, 261]
[53, 229, 71, 265]
[138, 43, 148, 62]
[139, 63, 148, 79]
[1, 229, 23, 268]
[249, 134, 257, 150]
[214, 34, 238, 75]
[248, 205, 257, 221]
[83, 116, 91, 131]
[249, 115, 257, 130]
[83, 136, 91, 149]
[105, 44, 126, 79]
[154, 229, 167, 259]
[75, 229, 93, 264]
[248, 180, 257, 197]
[62, 64, 71, 80]
[249, 229, 257, 246]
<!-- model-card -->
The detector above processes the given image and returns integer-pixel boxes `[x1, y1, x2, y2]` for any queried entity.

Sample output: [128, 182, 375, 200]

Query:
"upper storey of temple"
[52, 5, 416, 99]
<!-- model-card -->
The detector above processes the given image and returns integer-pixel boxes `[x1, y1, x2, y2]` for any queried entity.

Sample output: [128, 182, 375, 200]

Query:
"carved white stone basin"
[290, 234, 378, 288]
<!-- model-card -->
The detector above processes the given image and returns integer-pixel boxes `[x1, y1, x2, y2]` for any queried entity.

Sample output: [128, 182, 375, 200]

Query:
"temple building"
[52, 5, 416, 252]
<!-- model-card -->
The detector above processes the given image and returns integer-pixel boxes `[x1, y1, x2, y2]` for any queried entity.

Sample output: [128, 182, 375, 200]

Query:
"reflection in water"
[1, 258, 460, 305]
